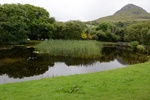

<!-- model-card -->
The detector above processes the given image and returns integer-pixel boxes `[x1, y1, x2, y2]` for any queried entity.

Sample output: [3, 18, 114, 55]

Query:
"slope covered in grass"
[92, 4, 150, 23]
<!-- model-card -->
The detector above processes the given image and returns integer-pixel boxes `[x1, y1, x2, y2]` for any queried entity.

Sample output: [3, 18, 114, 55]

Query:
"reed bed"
[35, 40, 102, 59]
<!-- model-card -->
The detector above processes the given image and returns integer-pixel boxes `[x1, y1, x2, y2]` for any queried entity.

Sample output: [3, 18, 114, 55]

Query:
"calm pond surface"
[0, 46, 149, 84]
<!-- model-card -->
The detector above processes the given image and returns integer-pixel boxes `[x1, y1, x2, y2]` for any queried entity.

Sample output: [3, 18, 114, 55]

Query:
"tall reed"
[35, 40, 102, 59]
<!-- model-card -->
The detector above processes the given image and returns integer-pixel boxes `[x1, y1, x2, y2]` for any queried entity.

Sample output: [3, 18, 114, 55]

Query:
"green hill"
[91, 4, 150, 24]
[114, 4, 148, 16]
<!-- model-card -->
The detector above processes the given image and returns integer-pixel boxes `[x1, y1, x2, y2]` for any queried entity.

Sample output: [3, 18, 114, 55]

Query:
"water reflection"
[0, 46, 149, 84]
[0, 47, 49, 78]
[101, 47, 149, 64]
[46, 60, 123, 77]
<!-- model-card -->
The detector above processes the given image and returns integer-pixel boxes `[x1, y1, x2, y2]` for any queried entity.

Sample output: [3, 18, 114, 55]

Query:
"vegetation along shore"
[0, 3, 150, 100]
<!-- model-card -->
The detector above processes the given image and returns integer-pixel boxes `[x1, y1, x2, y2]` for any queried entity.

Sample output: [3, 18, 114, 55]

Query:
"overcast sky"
[1, 0, 150, 21]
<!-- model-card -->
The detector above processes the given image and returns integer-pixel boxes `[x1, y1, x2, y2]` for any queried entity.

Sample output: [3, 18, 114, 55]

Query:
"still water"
[0, 46, 149, 84]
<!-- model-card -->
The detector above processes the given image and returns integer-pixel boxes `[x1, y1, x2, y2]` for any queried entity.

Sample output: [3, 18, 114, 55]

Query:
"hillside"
[114, 4, 148, 16]
[91, 4, 150, 24]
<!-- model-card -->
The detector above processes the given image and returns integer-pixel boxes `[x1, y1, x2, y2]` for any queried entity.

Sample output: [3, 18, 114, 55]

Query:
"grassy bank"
[0, 62, 150, 100]
[35, 40, 102, 59]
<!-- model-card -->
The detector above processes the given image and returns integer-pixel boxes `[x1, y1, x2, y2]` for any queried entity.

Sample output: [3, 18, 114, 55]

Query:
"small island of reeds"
[35, 40, 102, 59]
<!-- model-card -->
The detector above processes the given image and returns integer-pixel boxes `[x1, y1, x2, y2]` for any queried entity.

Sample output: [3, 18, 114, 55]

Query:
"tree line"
[0, 3, 150, 46]
[0, 3, 54, 44]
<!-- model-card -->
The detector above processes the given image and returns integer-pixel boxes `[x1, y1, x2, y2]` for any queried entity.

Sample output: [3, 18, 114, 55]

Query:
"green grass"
[0, 62, 150, 100]
[35, 40, 102, 59]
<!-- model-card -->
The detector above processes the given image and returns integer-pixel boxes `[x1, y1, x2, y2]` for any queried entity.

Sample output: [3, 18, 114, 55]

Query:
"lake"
[0, 46, 149, 84]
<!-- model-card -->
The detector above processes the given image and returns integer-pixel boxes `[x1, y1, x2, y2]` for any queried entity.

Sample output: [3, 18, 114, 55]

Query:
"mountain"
[114, 4, 148, 16]
[91, 4, 150, 24]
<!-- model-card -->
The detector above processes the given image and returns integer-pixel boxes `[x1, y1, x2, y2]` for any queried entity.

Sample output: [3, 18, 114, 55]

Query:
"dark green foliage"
[0, 3, 150, 46]
[96, 23, 108, 32]
[24, 4, 54, 40]
[129, 41, 139, 50]
[124, 21, 150, 46]
[137, 45, 146, 53]
[77, 4, 150, 45]
[96, 30, 107, 41]
[52, 21, 86, 40]
[90, 20, 150, 45]
[63, 21, 86, 40]
[0, 4, 54, 44]
[115, 22, 125, 27]
[52, 22, 65, 39]
[0, 4, 28, 44]
[49, 17, 56, 24]
[95, 23, 120, 42]
[115, 28, 126, 42]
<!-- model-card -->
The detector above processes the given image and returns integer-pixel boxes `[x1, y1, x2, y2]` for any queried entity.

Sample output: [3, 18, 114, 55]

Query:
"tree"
[52, 22, 65, 39]
[0, 4, 28, 44]
[95, 23, 120, 42]
[24, 4, 54, 40]
[0, 4, 54, 44]
[142, 30, 150, 46]
[96, 30, 107, 41]
[96, 23, 108, 32]
[124, 22, 150, 46]
[115, 28, 126, 42]
[62, 21, 86, 40]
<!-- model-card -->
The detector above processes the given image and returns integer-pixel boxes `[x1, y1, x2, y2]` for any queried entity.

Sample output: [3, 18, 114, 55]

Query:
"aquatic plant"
[35, 40, 102, 59]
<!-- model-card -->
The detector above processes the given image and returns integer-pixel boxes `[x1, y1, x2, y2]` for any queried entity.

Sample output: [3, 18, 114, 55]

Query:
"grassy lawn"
[35, 40, 102, 59]
[0, 62, 150, 100]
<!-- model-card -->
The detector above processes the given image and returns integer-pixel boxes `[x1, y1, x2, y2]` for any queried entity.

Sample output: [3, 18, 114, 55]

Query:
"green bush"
[129, 41, 139, 50]
[137, 45, 146, 52]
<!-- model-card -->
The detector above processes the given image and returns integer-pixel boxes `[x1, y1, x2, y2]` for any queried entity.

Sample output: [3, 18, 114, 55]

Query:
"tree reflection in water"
[0, 46, 149, 79]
